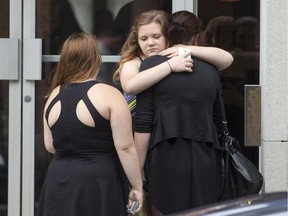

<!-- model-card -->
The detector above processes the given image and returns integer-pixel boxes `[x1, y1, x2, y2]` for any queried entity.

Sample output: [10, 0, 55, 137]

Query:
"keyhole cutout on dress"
[47, 100, 96, 128]
[76, 100, 95, 127]
[47, 100, 61, 128]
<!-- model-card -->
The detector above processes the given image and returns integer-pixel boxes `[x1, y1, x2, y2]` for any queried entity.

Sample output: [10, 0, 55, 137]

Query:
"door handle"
[0, 38, 19, 80]
[23, 38, 42, 80]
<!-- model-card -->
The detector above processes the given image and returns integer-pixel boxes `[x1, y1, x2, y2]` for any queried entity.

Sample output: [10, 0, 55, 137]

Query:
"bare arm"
[160, 45, 234, 71]
[108, 86, 143, 207]
[134, 132, 150, 179]
[120, 54, 192, 95]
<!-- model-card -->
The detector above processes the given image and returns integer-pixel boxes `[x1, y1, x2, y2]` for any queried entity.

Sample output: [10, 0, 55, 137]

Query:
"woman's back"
[45, 81, 114, 152]
[38, 81, 129, 216]
[136, 55, 221, 150]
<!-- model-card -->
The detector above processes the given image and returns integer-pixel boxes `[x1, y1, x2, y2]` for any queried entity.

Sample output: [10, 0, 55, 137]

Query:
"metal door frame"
[5, 0, 22, 216]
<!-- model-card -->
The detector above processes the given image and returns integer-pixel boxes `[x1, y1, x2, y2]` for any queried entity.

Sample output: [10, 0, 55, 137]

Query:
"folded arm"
[160, 45, 234, 71]
[120, 55, 192, 95]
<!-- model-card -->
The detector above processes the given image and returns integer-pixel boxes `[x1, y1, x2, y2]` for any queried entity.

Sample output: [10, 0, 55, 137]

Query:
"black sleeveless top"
[45, 81, 114, 153]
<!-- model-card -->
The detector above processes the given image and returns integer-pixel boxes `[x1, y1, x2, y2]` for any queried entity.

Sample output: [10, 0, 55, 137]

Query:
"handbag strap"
[217, 75, 232, 200]
[217, 81, 229, 136]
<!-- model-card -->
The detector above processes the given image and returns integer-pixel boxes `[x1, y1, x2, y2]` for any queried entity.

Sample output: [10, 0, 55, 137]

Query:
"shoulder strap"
[82, 94, 99, 123]
[138, 55, 144, 62]
[219, 92, 229, 135]
[217, 75, 229, 135]
[45, 94, 60, 125]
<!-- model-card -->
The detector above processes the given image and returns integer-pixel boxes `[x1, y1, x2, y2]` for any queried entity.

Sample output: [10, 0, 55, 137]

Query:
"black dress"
[135, 56, 222, 214]
[37, 81, 128, 216]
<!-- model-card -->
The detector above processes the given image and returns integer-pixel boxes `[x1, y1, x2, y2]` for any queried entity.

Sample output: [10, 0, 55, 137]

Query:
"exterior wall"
[260, 0, 288, 192]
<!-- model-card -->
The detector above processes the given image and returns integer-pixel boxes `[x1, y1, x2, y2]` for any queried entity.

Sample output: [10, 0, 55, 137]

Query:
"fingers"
[183, 65, 193, 72]
[181, 59, 193, 72]
[136, 203, 142, 213]
[186, 60, 193, 71]
[127, 200, 141, 215]
[168, 54, 193, 73]
[128, 189, 144, 210]
[159, 48, 170, 56]
[160, 51, 177, 58]
[160, 47, 178, 57]
[184, 51, 192, 59]
[168, 53, 176, 58]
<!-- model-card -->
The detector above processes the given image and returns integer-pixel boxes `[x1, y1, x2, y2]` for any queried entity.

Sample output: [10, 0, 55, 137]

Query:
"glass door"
[0, 0, 22, 216]
[0, 1, 9, 214]
[2, 1, 260, 216]
[198, 0, 260, 165]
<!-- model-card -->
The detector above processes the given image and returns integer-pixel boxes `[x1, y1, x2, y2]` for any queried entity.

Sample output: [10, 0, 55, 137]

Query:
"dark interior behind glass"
[199, 0, 260, 166]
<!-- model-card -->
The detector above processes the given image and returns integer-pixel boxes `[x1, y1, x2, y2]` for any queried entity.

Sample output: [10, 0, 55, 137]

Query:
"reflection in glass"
[0, 81, 8, 216]
[112, 0, 171, 45]
[200, 0, 260, 166]
[34, 69, 52, 212]
[36, 0, 82, 55]
[0, 0, 9, 38]
[97, 62, 122, 91]
[0, 0, 9, 215]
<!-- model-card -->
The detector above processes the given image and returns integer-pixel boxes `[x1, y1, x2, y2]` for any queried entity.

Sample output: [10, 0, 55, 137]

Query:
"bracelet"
[166, 61, 172, 72]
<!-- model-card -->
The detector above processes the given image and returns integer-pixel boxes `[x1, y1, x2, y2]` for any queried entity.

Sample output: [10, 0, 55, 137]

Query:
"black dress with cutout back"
[37, 81, 127, 216]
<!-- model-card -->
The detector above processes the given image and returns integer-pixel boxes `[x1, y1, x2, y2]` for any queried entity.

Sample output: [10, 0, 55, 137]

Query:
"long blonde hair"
[47, 33, 102, 97]
[113, 10, 169, 82]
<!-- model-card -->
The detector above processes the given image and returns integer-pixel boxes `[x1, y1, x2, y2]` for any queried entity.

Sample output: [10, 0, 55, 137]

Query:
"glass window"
[199, 0, 260, 166]
[0, 1, 9, 215]
[0, 81, 8, 216]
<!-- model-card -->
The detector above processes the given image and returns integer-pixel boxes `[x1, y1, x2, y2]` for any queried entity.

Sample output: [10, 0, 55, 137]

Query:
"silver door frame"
[21, 0, 39, 215]
[6, 0, 22, 216]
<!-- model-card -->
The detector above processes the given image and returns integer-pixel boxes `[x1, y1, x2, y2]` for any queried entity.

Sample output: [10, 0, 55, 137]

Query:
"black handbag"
[217, 84, 264, 200]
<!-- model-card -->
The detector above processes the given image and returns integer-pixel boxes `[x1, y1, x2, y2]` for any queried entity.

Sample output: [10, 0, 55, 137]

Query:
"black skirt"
[36, 151, 127, 216]
[145, 138, 222, 215]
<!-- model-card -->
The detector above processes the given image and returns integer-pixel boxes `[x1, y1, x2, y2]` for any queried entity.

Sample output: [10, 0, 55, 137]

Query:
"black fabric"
[135, 55, 223, 214]
[145, 139, 222, 215]
[135, 55, 221, 150]
[37, 81, 127, 216]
